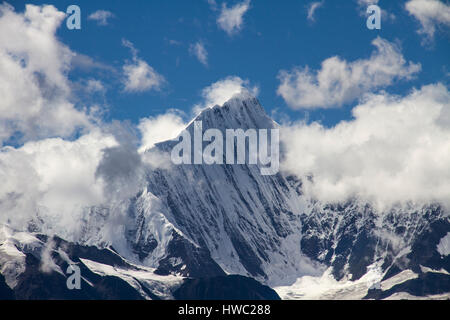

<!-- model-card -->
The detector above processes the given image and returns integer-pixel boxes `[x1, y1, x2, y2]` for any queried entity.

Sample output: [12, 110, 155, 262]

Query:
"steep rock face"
[300, 202, 450, 283]
[134, 95, 308, 285]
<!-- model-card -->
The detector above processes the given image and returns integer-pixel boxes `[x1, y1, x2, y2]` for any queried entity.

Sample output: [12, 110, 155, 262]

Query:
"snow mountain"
[1, 93, 449, 299]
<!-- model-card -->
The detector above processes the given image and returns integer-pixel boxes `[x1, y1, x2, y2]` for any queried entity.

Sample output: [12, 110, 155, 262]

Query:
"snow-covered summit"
[191, 92, 276, 132]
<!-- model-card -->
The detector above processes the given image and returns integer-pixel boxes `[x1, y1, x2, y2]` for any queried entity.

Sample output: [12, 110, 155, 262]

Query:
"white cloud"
[86, 79, 105, 93]
[88, 10, 115, 26]
[0, 3, 92, 145]
[123, 60, 165, 92]
[217, 0, 251, 36]
[0, 116, 173, 242]
[277, 37, 421, 109]
[405, 0, 450, 40]
[122, 39, 166, 92]
[189, 41, 208, 66]
[138, 112, 186, 152]
[0, 130, 117, 235]
[281, 83, 450, 209]
[307, 1, 324, 22]
[193, 76, 259, 113]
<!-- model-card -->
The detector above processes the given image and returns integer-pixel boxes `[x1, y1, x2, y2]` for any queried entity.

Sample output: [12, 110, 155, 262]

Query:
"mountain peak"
[221, 91, 259, 108]
[194, 92, 275, 131]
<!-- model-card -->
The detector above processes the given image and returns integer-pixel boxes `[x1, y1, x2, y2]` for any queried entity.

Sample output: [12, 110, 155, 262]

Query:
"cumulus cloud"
[217, 0, 251, 36]
[280, 83, 450, 210]
[122, 39, 166, 93]
[277, 37, 421, 109]
[189, 41, 208, 66]
[123, 60, 165, 92]
[138, 112, 186, 152]
[193, 76, 259, 113]
[88, 10, 115, 26]
[405, 0, 450, 40]
[0, 3, 93, 145]
[307, 1, 324, 22]
[0, 130, 117, 235]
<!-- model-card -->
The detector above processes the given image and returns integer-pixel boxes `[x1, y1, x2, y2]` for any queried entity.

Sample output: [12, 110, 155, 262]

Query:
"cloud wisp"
[307, 1, 324, 22]
[217, 0, 251, 36]
[189, 41, 208, 66]
[122, 39, 166, 93]
[88, 10, 115, 26]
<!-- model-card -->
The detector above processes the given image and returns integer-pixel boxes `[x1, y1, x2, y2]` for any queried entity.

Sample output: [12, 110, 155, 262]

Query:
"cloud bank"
[281, 83, 450, 209]
[0, 130, 117, 235]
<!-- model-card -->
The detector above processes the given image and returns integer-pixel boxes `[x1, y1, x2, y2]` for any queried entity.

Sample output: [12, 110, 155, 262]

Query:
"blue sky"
[9, 0, 450, 127]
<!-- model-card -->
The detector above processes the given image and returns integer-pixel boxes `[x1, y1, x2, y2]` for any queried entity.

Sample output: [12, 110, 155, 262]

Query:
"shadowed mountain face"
[0, 227, 280, 300]
[1, 94, 449, 300]
[173, 275, 281, 300]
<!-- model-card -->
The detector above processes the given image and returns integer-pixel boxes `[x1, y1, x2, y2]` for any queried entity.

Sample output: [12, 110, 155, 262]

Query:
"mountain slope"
[133, 94, 311, 286]
[0, 225, 280, 300]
